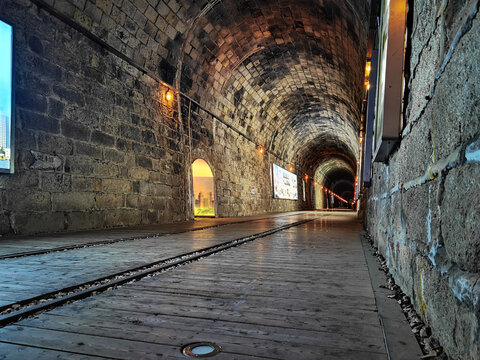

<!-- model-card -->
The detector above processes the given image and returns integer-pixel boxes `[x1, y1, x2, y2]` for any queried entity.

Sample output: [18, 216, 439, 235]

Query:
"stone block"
[418, 260, 479, 360]
[52, 192, 96, 211]
[54, 0, 77, 17]
[0, 170, 40, 190]
[65, 156, 94, 175]
[61, 120, 90, 141]
[442, 164, 480, 272]
[19, 110, 60, 134]
[16, 88, 48, 113]
[126, 194, 151, 209]
[53, 85, 85, 106]
[397, 114, 432, 184]
[102, 178, 131, 193]
[142, 209, 157, 224]
[402, 184, 429, 246]
[75, 141, 103, 159]
[11, 211, 65, 235]
[128, 167, 149, 180]
[0, 211, 11, 234]
[104, 208, 142, 227]
[119, 124, 141, 141]
[66, 210, 105, 231]
[91, 130, 115, 147]
[84, 2, 103, 23]
[104, 148, 125, 164]
[71, 176, 102, 192]
[41, 172, 72, 192]
[38, 133, 73, 155]
[4, 189, 51, 211]
[92, 162, 119, 177]
[96, 193, 124, 209]
[431, 15, 480, 160]
[96, 0, 113, 14]
[136, 155, 152, 168]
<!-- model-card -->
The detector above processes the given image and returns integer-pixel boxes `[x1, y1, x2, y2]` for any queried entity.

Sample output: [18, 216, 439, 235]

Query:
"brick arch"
[178, 0, 369, 175]
[314, 157, 356, 190]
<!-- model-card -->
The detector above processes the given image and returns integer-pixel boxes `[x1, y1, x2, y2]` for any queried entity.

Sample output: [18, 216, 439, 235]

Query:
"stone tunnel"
[0, 0, 479, 359]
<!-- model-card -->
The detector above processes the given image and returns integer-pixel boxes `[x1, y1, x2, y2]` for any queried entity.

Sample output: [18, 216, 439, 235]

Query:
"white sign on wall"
[272, 164, 298, 200]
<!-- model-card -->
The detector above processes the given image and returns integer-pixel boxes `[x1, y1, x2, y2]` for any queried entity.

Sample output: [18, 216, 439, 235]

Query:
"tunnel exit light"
[0, 19, 13, 173]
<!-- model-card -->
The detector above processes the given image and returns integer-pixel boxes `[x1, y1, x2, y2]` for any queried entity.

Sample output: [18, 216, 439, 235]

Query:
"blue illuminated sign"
[0, 19, 13, 173]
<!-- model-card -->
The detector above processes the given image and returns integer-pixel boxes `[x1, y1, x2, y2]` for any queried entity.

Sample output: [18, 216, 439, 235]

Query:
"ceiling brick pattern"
[179, 0, 369, 173]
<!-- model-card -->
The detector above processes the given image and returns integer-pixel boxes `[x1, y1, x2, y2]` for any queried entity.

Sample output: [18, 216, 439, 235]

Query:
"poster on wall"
[272, 164, 298, 200]
[0, 19, 13, 173]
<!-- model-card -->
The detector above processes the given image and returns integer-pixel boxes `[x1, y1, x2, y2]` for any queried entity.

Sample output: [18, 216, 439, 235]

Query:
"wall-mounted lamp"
[165, 89, 173, 102]
[365, 62, 371, 76]
[289, 165, 294, 172]
[304, 174, 308, 181]
[257, 145, 264, 154]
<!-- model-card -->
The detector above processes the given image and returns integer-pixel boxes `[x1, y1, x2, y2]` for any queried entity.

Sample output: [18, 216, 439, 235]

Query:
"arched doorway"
[191, 159, 215, 217]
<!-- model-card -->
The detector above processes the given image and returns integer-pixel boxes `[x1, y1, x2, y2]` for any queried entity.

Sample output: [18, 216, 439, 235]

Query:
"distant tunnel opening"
[313, 158, 355, 210]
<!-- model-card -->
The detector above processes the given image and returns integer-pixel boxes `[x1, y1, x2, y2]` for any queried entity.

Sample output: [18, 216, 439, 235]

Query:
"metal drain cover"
[182, 342, 222, 358]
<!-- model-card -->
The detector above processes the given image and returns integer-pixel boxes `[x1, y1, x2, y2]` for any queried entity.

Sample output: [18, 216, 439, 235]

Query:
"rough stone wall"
[1, 0, 189, 235]
[182, 100, 304, 218]
[366, 1, 480, 358]
[0, 0, 302, 235]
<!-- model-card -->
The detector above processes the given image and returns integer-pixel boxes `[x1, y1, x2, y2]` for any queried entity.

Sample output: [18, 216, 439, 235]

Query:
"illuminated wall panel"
[272, 164, 298, 200]
[373, 0, 407, 162]
[0, 19, 13, 173]
[192, 159, 215, 216]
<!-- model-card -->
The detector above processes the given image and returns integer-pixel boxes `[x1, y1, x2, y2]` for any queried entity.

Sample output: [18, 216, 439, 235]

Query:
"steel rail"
[0, 217, 319, 328]
[0, 212, 306, 260]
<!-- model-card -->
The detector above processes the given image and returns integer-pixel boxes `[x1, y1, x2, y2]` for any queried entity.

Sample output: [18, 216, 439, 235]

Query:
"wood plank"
[0, 213, 389, 359]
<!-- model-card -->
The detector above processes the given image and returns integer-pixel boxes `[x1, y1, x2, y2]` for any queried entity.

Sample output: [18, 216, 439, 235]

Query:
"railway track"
[0, 212, 308, 260]
[0, 215, 321, 329]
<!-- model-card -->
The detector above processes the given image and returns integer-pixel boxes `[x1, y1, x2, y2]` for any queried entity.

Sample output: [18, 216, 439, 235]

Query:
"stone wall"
[0, 0, 302, 235]
[366, 1, 480, 358]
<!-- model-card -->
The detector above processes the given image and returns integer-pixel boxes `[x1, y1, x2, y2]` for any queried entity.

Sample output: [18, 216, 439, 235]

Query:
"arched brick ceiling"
[178, 0, 369, 172]
[314, 156, 355, 181]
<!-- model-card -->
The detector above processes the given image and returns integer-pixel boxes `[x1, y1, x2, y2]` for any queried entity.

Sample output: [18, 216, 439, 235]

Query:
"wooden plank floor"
[0, 212, 387, 359]
[0, 213, 317, 306]
[0, 212, 306, 257]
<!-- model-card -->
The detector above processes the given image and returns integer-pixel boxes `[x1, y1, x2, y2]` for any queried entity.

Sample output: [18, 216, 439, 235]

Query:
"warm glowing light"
[304, 174, 308, 180]
[257, 145, 264, 154]
[192, 159, 215, 217]
[289, 165, 293, 172]
[192, 158, 213, 178]
[313, 181, 316, 186]
[359, 136, 363, 143]
[165, 90, 173, 101]
[366, 63, 371, 73]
